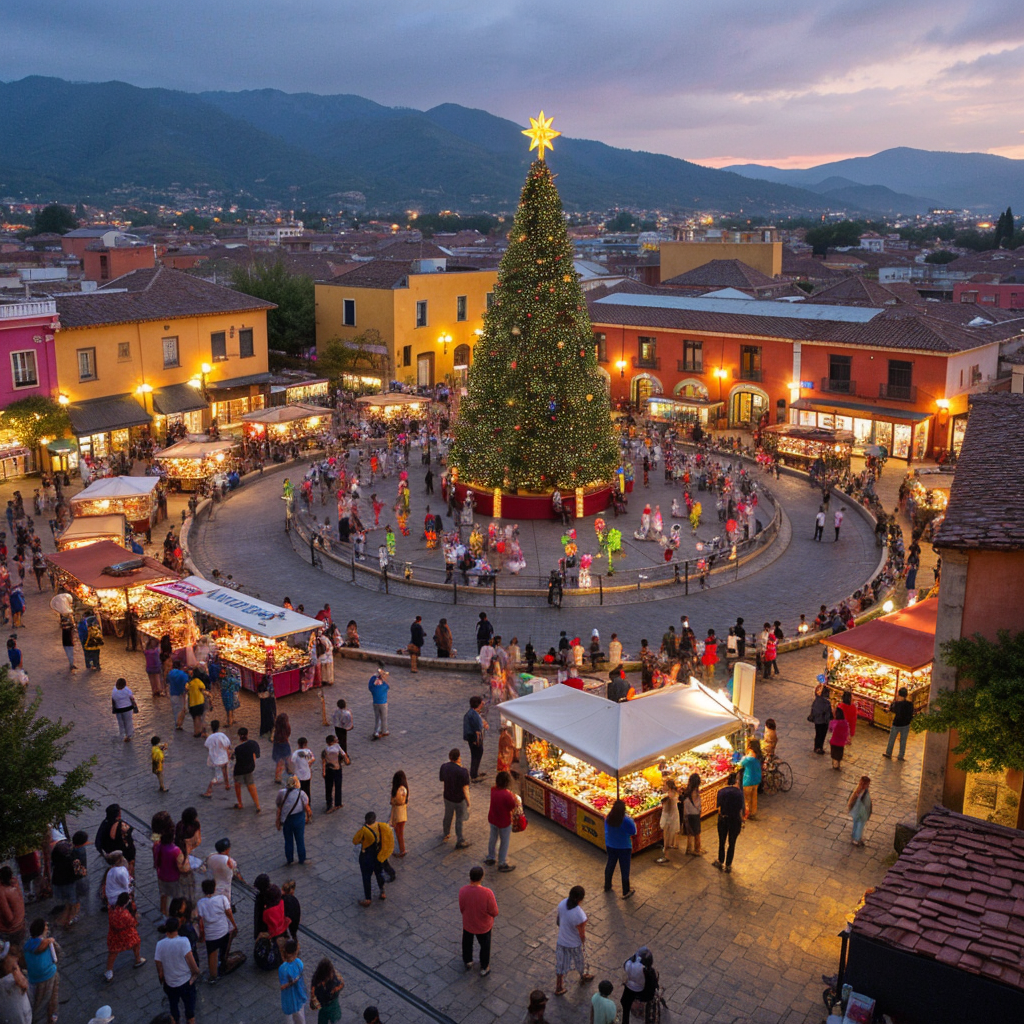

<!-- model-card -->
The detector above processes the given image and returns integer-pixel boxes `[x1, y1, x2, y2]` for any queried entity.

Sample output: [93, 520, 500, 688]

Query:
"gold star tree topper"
[522, 111, 561, 160]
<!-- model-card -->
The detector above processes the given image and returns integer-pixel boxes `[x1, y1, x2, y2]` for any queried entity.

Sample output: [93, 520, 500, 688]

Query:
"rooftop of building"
[53, 265, 275, 329]
[932, 392, 1024, 550]
[660, 258, 778, 290]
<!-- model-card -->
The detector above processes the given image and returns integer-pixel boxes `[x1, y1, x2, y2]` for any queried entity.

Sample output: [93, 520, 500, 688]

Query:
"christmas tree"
[450, 114, 619, 493]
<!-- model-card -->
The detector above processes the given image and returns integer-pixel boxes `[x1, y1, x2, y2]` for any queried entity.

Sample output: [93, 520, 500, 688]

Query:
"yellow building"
[54, 267, 275, 458]
[316, 256, 498, 388]
[659, 240, 782, 281]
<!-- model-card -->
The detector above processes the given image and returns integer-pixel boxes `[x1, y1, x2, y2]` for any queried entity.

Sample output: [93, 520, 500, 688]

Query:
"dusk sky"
[7, 0, 1024, 167]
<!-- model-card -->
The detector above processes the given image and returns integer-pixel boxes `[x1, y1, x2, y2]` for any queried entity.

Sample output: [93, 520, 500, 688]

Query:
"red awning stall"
[821, 597, 937, 727]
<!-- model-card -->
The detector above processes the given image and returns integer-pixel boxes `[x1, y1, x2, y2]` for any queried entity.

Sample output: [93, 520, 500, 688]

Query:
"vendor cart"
[499, 682, 749, 852]
[56, 513, 129, 551]
[146, 576, 323, 697]
[70, 476, 162, 534]
[153, 437, 240, 492]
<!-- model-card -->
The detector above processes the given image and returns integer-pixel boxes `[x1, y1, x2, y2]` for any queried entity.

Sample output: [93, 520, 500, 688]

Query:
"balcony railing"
[677, 360, 703, 374]
[879, 383, 917, 402]
[821, 377, 856, 395]
[632, 355, 660, 370]
[737, 368, 762, 382]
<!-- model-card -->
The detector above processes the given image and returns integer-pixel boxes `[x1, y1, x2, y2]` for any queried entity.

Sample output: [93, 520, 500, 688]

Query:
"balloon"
[664, 549, 673, 562]
[726, 519, 738, 533]
[496, 541, 506, 553]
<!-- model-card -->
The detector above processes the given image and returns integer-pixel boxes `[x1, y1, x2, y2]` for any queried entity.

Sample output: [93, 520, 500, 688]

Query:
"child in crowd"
[151, 736, 169, 793]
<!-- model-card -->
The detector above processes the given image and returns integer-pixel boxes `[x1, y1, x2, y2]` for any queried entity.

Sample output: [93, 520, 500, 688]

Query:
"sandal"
[358, 900, 372, 907]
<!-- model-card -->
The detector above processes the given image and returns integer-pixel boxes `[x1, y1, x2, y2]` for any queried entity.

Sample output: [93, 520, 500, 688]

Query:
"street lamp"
[438, 332, 452, 355]
[713, 367, 728, 401]
[616, 359, 627, 378]
[57, 393, 69, 406]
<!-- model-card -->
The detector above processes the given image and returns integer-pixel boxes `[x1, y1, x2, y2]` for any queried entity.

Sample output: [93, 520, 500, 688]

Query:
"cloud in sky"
[5, 0, 1024, 167]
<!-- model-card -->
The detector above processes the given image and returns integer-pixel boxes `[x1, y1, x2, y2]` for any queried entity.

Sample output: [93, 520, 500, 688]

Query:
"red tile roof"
[807, 277, 916, 307]
[54, 266, 275, 329]
[661, 259, 778, 290]
[852, 807, 1024, 990]
[933, 393, 1024, 550]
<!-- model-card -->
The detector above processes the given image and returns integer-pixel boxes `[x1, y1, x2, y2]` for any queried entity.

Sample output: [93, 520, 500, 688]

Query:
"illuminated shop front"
[791, 398, 931, 463]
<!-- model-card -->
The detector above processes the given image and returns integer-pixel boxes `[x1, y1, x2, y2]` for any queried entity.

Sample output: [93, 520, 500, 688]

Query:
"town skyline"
[6, 0, 1024, 167]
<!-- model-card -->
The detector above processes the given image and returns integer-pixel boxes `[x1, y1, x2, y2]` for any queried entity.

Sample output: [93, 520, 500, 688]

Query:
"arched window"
[453, 344, 471, 369]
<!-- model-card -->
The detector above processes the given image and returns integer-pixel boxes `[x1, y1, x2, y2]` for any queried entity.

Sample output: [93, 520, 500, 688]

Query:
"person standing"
[484, 771, 519, 872]
[389, 771, 409, 856]
[701, 630, 719, 686]
[275, 777, 313, 868]
[459, 866, 499, 975]
[591, 979, 617, 1024]
[0, 943, 30, 1024]
[258, 674, 277, 740]
[111, 678, 139, 743]
[321, 735, 350, 814]
[834, 507, 845, 541]
[208, 838, 244, 902]
[186, 671, 207, 738]
[883, 687, 914, 761]
[476, 612, 494, 653]
[433, 618, 453, 658]
[202, 720, 232, 798]
[762, 631, 778, 678]
[809, 684, 832, 755]
[309, 958, 344, 1024]
[712, 771, 745, 873]
[154, 916, 200, 1024]
[83, 615, 105, 669]
[681, 773, 703, 856]
[330, 699, 353, 754]
[24, 918, 60, 1023]
[828, 712, 851, 770]
[166, 660, 190, 732]
[737, 742, 762, 819]
[814, 507, 825, 542]
[231, 727, 262, 812]
[103, 890, 146, 982]
[408, 616, 425, 673]
[272, 714, 292, 785]
[292, 739, 316, 804]
[144, 637, 163, 695]
[60, 614, 78, 672]
[352, 813, 389, 907]
[603, 799, 636, 898]
[368, 663, 390, 740]
[733, 618, 746, 660]
[278, 939, 307, 1024]
[554, 886, 593, 996]
[655, 778, 679, 864]
[439, 749, 472, 849]
[463, 696, 489, 782]
[195, 878, 236, 982]
[848, 776, 872, 846]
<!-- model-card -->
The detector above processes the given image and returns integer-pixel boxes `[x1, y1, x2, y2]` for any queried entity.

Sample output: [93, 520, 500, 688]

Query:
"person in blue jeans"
[275, 776, 312, 866]
[603, 799, 636, 898]
[884, 687, 914, 761]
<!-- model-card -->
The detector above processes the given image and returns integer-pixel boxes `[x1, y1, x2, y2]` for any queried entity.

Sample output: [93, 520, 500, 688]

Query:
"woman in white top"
[656, 779, 680, 864]
[682, 773, 703, 856]
[103, 851, 132, 907]
[110, 678, 138, 742]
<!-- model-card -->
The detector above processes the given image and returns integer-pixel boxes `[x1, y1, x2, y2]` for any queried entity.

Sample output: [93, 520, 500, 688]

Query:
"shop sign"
[522, 777, 547, 815]
[148, 579, 208, 600]
[575, 806, 604, 849]
[548, 791, 575, 830]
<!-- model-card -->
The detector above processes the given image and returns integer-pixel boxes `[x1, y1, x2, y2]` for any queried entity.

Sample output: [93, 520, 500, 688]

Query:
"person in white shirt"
[202, 721, 233, 798]
[834, 507, 845, 541]
[607, 634, 624, 669]
[103, 851, 131, 907]
[207, 838, 243, 901]
[155, 916, 200, 1024]
[195, 878, 237, 980]
[478, 643, 495, 679]
[814, 508, 826, 542]
[291, 738, 316, 803]
[111, 678, 137, 742]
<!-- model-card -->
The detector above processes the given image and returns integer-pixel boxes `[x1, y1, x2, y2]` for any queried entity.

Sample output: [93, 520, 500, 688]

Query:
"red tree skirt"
[453, 482, 613, 521]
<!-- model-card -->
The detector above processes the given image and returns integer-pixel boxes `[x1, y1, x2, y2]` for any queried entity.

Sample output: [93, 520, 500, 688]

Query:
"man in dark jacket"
[408, 616, 426, 673]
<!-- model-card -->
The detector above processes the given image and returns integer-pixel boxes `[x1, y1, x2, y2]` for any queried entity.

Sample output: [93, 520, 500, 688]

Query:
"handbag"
[806, 713, 815, 723]
[253, 935, 282, 971]
[512, 811, 528, 834]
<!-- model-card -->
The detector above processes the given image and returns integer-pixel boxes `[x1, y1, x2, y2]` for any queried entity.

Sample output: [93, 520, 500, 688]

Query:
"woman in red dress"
[104, 891, 145, 981]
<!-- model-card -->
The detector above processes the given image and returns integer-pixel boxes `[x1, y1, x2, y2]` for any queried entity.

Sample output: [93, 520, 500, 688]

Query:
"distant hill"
[725, 147, 1024, 211]
[1, 75, 917, 215]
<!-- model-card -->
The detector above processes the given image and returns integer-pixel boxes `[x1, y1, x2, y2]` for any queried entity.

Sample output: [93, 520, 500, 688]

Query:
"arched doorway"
[674, 378, 709, 400]
[596, 366, 611, 395]
[630, 373, 663, 407]
[452, 343, 471, 385]
[728, 383, 769, 427]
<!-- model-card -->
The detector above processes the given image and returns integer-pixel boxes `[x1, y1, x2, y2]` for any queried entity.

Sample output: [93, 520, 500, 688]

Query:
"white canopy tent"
[73, 476, 160, 500]
[498, 682, 746, 778]
[154, 438, 238, 461]
[57, 513, 127, 549]
[146, 575, 323, 639]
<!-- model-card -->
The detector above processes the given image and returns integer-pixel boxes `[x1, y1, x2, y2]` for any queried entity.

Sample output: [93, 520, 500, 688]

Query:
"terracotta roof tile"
[661, 259, 778, 289]
[851, 807, 1024, 989]
[933, 393, 1024, 551]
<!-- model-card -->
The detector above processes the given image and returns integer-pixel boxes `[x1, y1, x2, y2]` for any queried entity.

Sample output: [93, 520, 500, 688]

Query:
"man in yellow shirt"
[352, 812, 394, 906]
[186, 673, 207, 737]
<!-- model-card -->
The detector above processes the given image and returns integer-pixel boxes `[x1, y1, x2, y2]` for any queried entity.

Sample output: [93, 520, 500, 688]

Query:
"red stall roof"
[46, 540, 180, 591]
[822, 596, 938, 671]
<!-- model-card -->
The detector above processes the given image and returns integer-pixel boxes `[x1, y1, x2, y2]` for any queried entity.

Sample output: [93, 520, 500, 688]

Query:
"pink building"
[0, 299, 61, 477]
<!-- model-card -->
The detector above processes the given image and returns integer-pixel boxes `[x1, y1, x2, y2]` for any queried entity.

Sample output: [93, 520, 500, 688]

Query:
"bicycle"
[761, 754, 793, 795]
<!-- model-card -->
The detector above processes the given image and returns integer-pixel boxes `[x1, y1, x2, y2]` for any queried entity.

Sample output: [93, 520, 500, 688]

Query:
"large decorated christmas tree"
[450, 113, 619, 493]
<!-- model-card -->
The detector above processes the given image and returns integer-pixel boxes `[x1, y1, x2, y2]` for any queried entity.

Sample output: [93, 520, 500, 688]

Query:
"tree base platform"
[452, 482, 613, 521]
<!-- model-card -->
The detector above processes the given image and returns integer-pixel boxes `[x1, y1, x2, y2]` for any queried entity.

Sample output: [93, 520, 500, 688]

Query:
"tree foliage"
[911, 630, 1024, 774]
[0, 669, 96, 860]
[316, 330, 388, 381]
[0, 396, 71, 452]
[229, 260, 314, 356]
[924, 250, 959, 265]
[604, 210, 656, 233]
[34, 203, 77, 235]
[804, 220, 865, 255]
[450, 161, 618, 491]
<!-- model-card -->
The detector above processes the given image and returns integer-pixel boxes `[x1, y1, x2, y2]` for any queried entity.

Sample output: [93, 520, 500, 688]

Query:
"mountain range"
[725, 148, 1024, 212]
[0, 77, 1018, 216]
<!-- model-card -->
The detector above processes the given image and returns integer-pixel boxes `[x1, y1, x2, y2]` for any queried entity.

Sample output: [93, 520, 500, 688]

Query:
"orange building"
[589, 290, 1019, 461]
[82, 243, 156, 283]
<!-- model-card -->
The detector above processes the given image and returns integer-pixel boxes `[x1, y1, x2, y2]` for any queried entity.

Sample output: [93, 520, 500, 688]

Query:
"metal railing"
[632, 355, 661, 370]
[879, 382, 917, 402]
[677, 360, 703, 373]
[821, 377, 856, 395]
[737, 368, 762, 382]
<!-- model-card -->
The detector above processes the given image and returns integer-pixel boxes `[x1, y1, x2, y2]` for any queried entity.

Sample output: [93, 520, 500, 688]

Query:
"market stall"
[46, 541, 183, 638]
[153, 437, 240, 490]
[900, 468, 953, 536]
[69, 476, 162, 534]
[354, 393, 429, 420]
[146, 576, 323, 697]
[822, 597, 937, 728]
[240, 403, 327, 444]
[760, 423, 854, 471]
[644, 394, 724, 428]
[499, 682, 748, 851]
[56, 513, 128, 551]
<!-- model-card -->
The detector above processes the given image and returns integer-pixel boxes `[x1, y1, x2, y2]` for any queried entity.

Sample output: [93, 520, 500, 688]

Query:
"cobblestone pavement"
[1, 454, 929, 1024]
[188, 463, 882, 657]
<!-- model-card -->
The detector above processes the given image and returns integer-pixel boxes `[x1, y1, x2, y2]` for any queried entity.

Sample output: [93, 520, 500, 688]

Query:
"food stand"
[240, 403, 327, 443]
[760, 423, 854, 471]
[499, 682, 748, 852]
[644, 394, 724, 428]
[46, 541, 183, 638]
[821, 598, 937, 728]
[70, 476, 161, 534]
[154, 437, 240, 490]
[901, 468, 953, 535]
[56, 513, 128, 551]
[354, 393, 429, 421]
[146, 576, 323, 697]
